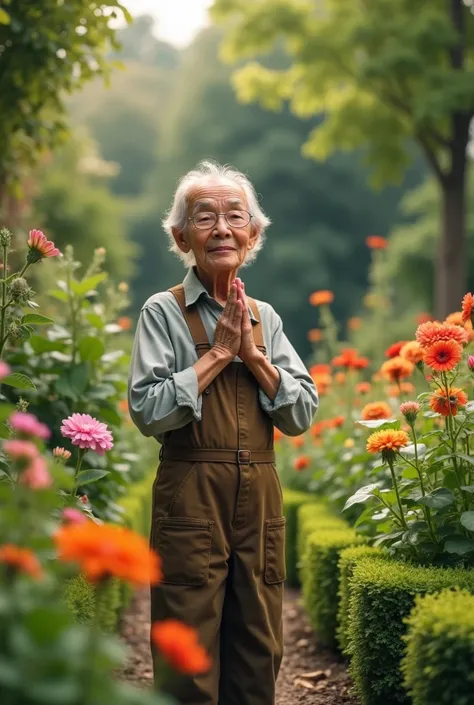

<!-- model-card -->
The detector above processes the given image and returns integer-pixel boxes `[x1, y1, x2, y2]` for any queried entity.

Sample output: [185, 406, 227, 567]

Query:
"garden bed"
[119, 587, 356, 705]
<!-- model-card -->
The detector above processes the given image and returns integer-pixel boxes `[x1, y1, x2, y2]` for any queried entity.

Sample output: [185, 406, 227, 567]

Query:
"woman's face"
[173, 182, 259, 274]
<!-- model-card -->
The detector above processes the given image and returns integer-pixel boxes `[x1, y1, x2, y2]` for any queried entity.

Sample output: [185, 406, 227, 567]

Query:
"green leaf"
[54, 364, 88, 401]
[461, 485, 474, 493]
[76, 469, 110, 487]
[1, 373, 36, 391]
[97, 407, 122, 426]
[21, 313, 54, 326]
[48, 289, 69, 303]
[454, 453, 474, 467]
[356, 419, 400, 430]
[418, 488, 455, 509]
[78, 336, 105, 363]
[342, 482, 379, 511]
[0, 9, 10, 24]
[460, 511, 474, 532]
[70, 273, 107, 297]
[445, 536, 474, 555]
[29, 335, 67, 354]
[400, 443, 427, 460]
[0, 405, 15, 423]
[85, 313, 104, 329]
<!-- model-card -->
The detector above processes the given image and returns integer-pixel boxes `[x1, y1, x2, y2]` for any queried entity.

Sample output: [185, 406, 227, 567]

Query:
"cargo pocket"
[264, 517, 286, 584]
[156, 516, 214, 586]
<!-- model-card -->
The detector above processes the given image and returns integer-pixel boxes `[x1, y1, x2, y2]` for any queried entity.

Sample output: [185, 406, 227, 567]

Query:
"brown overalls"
[150, 284, 286, 705]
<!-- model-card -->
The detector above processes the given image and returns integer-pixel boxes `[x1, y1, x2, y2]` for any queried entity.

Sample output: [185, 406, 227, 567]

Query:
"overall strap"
[169, 285, 210, 357]
[247, 297, 264, 349]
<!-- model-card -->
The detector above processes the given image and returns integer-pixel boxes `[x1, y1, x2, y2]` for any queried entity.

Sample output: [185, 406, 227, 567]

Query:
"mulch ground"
[118, 587, 357, 705]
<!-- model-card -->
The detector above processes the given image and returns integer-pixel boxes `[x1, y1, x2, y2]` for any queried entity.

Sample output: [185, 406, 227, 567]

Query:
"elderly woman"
[128, 161, 318, 705]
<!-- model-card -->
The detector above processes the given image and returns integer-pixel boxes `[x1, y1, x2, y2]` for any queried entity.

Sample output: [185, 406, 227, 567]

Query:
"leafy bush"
[302, 528, 365, 648]
[337, 544, 387, 654]
[297, 502, 347, 583]
[282, 488, 318, 587]
[402, 588, 474, 705]
[348, 557, 474, 705]
[64, 573, 96, 625]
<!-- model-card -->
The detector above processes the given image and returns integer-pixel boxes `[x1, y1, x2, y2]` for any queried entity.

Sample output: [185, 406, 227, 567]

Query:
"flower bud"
[8, 321, 21, 341]
[95, 247, 106, 257]
[53, 446, 72, 462]
[468, 355, 474, 372]
[400, 401, 420, 425]
[10, 277, 33, 304]
[0, 227, 12, 248]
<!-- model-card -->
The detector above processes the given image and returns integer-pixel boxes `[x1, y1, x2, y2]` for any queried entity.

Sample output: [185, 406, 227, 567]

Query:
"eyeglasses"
[189, 210, 253, 230]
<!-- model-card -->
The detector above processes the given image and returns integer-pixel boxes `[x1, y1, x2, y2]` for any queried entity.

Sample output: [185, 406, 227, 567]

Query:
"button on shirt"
[127, 267, 319, 442]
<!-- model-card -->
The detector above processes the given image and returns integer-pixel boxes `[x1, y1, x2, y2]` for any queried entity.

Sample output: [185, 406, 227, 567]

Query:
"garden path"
[119, 587, 356, 705]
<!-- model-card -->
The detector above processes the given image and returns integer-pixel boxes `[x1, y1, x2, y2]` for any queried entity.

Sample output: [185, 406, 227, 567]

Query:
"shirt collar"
[183, 267, 257, 323]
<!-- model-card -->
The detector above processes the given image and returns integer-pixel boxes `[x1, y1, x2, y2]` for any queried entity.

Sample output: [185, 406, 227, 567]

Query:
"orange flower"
[356, 381, 371, 395]
[423, 340, 462, 372]
[462, 293, 474, 324]
[361, 402, 393, 421]
[348, 317, 362, 331]
[366, 429, 409, 455]
[335, 372, 346, 384]
[119, 399, 128, 414]
[54, 522, 162, 585]
[380, 356, 414, 382]
[445, 312, 465, 326]
[0, 544, 43, 579]
[385, 341, 408, 359]
[332, 348, 369, 370]
[400, 341, 424, 365]
[293, 455, 311, 471]
[309, 290, 334, 306]
[387, 382, 415, 397]
[366, 235, 388, 250]
[274, 427, 284, 443]
[291, 435, 305, 448]
[416, 321, 469, 348]
[429, 387, 468, 416]
[151, 620, 211, 674]
[310, 364, 331, 376]
[307, 328, 322, 342]
[118, 316, 133, 331]
[327, 415, 345, 429]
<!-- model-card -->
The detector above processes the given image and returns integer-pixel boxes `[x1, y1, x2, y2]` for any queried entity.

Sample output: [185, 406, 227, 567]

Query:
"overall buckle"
[238, 449, 251, 465]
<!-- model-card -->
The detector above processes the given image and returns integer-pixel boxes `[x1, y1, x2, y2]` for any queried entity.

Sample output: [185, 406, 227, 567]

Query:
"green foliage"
[95, 577, 121, 633]
[297, 502, 347, 583]
[64, 574, 96, 625]
[0, 1, 132, 187]
[402, 589, 474, 705]
[337, 545, 387, 655]
[282, 488, 318, 587]
[302, 528, 365, 648]
[348, 557, 474, 705]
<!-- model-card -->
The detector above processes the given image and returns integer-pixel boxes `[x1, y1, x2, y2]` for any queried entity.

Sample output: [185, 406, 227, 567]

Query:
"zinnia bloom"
[274, 428, 284, 443]
[20, 456, 52, 489]
[293, 455, 311, 471]
[416, 321, 469, 348]
[385, 341, 408, 359]
[54, 522, 162, 585]
[461, 293, 474, 324]
[348, 317, 362, 331]
[468, 355, 474, 372]
[423, 340, 462, 372]
[361, 402, 393, 421]
[429, 387, 468, 417]
[399, 341, 424, 365]
[151, 620, 211, 675]
[400, 401, 420, 425]
[118, 316, 133, 331]
[0, 544, 43, 579]
[445, 312, 466, 327]
[309, 290, 334, 306]
[26, 229, 61, 263]
[62, 508, 87, 525]
[291, 435, 305, 448]
[53, 447, 72, 461]
[366, 235, 388, 250]
[60, 413, 113, 454]
[307, 328, 322, 342]
[366, 429, 409, 457]
[0, 360, 10, 380]
[9, 411, 51, 440]
[332, 348, 369, 369]
[3, 439, 38, 461]
[328, 415, 345, 429]
[380, 356, 414, 382]
[356, 381, 371, 395]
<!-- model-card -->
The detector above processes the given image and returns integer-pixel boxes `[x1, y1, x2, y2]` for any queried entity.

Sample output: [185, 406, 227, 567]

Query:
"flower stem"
[0, 245, 7, 357]
[73, 450, 86, 496]
[387, 455, 408, 530]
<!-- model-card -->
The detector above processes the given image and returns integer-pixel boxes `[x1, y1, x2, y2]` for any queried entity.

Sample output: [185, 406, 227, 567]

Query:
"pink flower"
[4, 439, 39, 461]
[62, 508, 87, 525]
[400, 401, 421, 425]
[27, 229, 61, 263]
[468, 355, 474, 372]
[53, 447, 72, 461]
[9, 411, 51, 440]
[60, 413, 113, 455]
[20, 456, 52, 489]
[0, 361, 10, 380]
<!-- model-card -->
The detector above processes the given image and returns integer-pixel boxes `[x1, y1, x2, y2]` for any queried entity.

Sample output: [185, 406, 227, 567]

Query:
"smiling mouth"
[208, 247, 236, 252]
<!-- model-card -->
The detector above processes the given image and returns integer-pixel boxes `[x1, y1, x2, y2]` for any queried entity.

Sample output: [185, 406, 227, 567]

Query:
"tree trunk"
[435, 129, 468, 319]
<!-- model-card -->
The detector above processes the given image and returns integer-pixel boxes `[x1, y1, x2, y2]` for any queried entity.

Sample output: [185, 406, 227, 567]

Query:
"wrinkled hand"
[212, 283, 243, 361]
[235, 278, 261, 365]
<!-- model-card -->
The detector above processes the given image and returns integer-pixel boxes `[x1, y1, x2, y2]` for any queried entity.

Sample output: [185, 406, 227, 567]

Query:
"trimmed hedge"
[337, 544, 386, 655]
[302, 528, 365, 649]
[348, 557, 474, 705]
[297, 502, 347, 585]
[283, 489, 319, 587]
[402, 589, 474, 705]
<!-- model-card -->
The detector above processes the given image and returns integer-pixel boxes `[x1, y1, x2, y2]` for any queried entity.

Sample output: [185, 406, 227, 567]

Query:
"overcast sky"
[123, 0, 213, 47]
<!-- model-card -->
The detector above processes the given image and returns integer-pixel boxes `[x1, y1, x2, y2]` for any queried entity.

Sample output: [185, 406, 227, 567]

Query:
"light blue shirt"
[128, 267, 318, 441]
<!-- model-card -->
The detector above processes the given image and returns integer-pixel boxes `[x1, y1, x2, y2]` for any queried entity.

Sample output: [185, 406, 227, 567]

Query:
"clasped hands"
[213, 278, 261, 365]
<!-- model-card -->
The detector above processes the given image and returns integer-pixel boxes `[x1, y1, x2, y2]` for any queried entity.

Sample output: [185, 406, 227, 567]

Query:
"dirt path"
[119, 588, 356, 705]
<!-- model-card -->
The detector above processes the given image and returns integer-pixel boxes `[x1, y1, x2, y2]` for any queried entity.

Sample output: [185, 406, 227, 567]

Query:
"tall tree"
[0, 1, 130, 196]
[211, 0, 474, 318]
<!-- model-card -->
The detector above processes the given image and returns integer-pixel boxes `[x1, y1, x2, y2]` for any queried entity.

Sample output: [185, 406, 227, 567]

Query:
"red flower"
[366, 235, 388, 250]
[423, 340, 462, 372]
[27, 229, 60, 263]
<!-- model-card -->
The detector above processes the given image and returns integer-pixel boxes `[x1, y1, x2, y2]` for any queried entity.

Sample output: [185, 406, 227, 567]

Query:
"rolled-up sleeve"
[127, 305, 201, 437]
[259, 308, 318, 436]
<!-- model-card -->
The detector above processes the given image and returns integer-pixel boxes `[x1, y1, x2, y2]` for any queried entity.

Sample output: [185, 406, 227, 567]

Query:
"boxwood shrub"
[282, 488, 319, 586]
[348, 557, 474, 705]
[302, 528, 365, 649]
[297, 502, 347, 585]
[337, 544, 387, 655]
[402, 589, 474, 705]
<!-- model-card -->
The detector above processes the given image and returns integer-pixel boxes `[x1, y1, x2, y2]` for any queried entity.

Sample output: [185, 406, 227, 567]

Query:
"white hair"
[162, 160, 271, 267]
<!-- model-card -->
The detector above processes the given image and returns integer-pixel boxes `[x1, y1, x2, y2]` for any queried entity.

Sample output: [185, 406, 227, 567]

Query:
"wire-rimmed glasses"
[189, 210, 253, 230]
